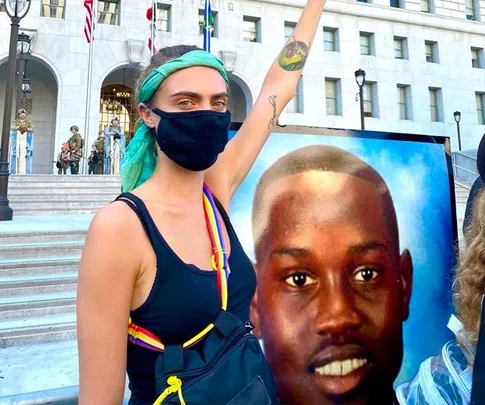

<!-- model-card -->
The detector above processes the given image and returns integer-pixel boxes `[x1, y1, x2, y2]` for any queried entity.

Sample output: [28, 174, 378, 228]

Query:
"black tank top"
[116, 192, 257, 404]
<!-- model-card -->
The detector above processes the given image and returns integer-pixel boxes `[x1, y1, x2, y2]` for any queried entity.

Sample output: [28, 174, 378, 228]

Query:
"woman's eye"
[178, 100, 193, 106]
[213, 101, 227, 108]
[284, 273, 316, 288]
[353, 267, 379, 282]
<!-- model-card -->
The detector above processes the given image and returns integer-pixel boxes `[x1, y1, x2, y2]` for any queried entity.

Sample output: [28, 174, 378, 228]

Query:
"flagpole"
[82, 1, 96, 175]
[203, 0, 210, 53]
[151, 0, 156, 55]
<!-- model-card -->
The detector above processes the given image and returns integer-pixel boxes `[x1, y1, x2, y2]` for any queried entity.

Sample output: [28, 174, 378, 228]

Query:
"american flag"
[146, 1, 157, 54]
[84, 0, 94, 44]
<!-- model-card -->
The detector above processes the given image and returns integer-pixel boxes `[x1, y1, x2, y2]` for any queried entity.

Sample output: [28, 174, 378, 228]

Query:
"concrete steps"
[0, 241, 84, 260]
[0, 313, 76, 348]
[7, 174, 121, 216]
[0, 292, 76, 320]
[0, 275, 77, 298]
[0, 221, 86, 348]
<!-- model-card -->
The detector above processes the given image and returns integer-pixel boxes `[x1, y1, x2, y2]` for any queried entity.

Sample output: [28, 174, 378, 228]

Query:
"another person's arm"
[205, 0, 327, 206]
[77, 204, 141, 405]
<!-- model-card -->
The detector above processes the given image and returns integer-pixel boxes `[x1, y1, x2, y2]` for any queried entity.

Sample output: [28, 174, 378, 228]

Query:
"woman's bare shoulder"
[88, 200, 140, 238]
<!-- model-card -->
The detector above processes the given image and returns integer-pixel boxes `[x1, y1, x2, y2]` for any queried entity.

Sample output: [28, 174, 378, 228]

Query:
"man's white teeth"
[315, 358, 368, 377]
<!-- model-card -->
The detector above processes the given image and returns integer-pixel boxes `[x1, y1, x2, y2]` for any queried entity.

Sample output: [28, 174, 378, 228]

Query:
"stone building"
[0, 0, 484, 174]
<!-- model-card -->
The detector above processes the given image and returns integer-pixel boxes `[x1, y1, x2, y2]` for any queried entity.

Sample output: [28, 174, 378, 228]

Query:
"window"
[425, 41, 439, 63]
[243, 16, 261, 43]
[394, 37, 408, 60]
[284, 22, 296, 42]
[287, 77, 304, 114]
[157, 3, 171, 32]
[325, 79, 341, 116]
[98, 0, 120, 26]
[421, 0, 432, 12]
[465, 0, 479, 21]
[472, 47, 484, 68]
[477, 93, 485, 125]
[390, 0, 404, 8]
[357, 0, 370, 3]
[397, 85, 412, 120]
[323, 27, 339, 52]
[360, 32, 375, 56]
[429, 87, 442, 122]
[41, 0, 65, 18]
[363, 82, 377, 117]
[199, 9, 218, 37]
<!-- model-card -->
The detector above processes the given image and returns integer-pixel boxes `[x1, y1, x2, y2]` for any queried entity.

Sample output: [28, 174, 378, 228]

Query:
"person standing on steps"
[67, 125, 83, 175]
[10, 108, 34, 175]
[76, 1, 328, 403]
[56, 142, 71, 175]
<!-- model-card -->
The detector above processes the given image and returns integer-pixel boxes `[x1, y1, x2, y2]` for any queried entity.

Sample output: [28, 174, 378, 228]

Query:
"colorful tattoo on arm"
[278, 37, 310, 71]
[268, 94, 277, 129]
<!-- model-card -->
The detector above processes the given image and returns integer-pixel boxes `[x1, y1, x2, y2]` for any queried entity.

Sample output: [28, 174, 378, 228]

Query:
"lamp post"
[454, 111, 462, 151]
[20, 61, 32, 110]
[355, 68, 366, 130]
[15, 32, 31, 112]
[0, 0, 33, 221]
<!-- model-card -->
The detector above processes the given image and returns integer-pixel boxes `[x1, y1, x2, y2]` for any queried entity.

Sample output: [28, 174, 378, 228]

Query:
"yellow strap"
[153, 376, 186, 405]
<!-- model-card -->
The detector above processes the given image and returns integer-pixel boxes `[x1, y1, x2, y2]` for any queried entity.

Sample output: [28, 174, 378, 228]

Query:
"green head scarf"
[120, 50, 229, 192]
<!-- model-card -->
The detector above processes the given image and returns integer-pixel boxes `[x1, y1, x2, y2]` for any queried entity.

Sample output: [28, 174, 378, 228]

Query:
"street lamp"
[22, 76, 32, 94]
[454, 111, 462, 151]
[16, 32, 32, 112]
[355, 68, 366, 130]
[0, 0, 33, 221]
[17, 31, 31, 54]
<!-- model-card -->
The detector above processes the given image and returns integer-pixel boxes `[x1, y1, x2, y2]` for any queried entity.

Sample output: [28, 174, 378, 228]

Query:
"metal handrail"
[454, 150, 477, 161]
[455, 181, 471, 191]
[453, 163, 479, 177]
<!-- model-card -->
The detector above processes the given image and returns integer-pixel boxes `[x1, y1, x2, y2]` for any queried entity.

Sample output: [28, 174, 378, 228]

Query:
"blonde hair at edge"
[454, 187, 485, 349]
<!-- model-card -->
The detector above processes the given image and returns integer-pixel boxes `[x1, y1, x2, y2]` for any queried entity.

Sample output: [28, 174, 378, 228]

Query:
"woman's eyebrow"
[169, 91, 229, 99]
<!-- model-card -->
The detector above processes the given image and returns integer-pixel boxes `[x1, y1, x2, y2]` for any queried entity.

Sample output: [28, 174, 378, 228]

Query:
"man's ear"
[137, 103, 158, 129]
[250, 261, 262, 339]
[399, 249, 413, 321]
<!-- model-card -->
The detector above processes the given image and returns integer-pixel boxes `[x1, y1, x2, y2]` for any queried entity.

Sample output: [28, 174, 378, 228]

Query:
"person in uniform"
[56, 142, 71, 175]
[10, 109, 34, 175]
[104, 117, 126, 175]
[89, 132, 106, 175]
[67, 125, 84, 175]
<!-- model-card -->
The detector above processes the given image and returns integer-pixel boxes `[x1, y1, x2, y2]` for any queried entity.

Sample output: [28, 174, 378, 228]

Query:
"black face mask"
[151, 108, 231, 172]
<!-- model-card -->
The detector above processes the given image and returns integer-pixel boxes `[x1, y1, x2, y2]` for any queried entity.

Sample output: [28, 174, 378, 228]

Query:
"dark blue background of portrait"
[229, 128, 455, 386]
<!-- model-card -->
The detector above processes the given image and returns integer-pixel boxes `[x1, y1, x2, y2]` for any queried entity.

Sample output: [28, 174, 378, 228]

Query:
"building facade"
[0, 0, 484, 174]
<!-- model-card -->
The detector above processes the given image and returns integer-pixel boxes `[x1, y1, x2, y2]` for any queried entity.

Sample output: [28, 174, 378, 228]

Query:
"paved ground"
[0, 340, 130, 400]
[0, 214, 94, 234]
[0, 340, 78, 396]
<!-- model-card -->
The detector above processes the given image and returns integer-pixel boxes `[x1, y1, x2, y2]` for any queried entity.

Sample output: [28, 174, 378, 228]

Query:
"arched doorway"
[0, 56, 58, 174]
[227, 74, 253, 123]
[99, 66, 140, 141]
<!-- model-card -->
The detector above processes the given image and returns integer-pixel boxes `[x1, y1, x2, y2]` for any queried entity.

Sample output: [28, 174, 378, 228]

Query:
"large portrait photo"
[229, 126, 457, 404]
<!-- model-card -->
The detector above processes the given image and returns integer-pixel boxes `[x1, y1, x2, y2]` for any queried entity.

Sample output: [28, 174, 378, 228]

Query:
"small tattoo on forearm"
[278, 37, 309, 72]
[268, 94, 277, 129]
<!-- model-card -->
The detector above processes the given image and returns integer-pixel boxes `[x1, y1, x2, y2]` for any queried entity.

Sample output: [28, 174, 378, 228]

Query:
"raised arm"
[205, 0, 327, 206]
[77, 204, 141, 405]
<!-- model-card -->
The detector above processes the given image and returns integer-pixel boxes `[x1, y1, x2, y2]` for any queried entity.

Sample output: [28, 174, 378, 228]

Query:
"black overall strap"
[114, 192, 166, 253]
[471, 296, 485, 405]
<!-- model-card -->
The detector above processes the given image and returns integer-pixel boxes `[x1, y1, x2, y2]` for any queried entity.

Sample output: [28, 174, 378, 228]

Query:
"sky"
[229, 129, 456, 385]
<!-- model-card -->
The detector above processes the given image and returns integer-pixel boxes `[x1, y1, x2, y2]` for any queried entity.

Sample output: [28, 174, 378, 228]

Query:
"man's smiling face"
[252, 170, 412, 405]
